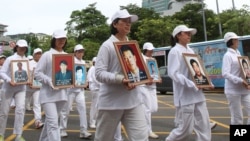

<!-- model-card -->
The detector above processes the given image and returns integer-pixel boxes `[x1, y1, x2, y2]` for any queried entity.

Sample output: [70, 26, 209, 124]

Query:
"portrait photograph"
[146, 58, 161, 82]
[52, 54, 74, 88]
[74, 64, 87, 87]
[183, 53, 212, 88]
[11, 60, 30, 85]
[114, 40, 151, 86]
[31, 68, 42, 88]
[238, 56, 250, 85]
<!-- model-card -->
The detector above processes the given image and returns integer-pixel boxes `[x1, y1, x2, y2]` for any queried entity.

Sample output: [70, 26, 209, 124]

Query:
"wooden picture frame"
[114, 40, 151, 86]
[52, 54, 74, 88]
[30, 68, 42, 88]
[238, 56, 250, 85]
[183, 53, 212, 88]
[146, 58, 161, 82]
[74, 63, 87, 87]
[11, 60, 30, 84]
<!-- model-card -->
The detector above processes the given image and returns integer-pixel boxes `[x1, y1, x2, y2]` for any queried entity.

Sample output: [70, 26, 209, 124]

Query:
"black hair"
[76, 66, 83, 72]
[226, 39, 233, 48]
[242, 59, 248, 66]
[17, 62, 22, 66]
[143, 49, 147, 55]
[13, 45, 28, 54]
[190, 59, 199, 67]
[110, 18, 120, 35]
[60, 60, 68, 65]
[150, 62, 154, 67]
[120, 45, 134, 55]
[170, 33, 180, 47]
[50, 38, 68, 49]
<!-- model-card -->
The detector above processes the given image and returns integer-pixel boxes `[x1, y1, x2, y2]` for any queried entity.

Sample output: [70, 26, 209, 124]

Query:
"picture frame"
[52, 54, 74, 88]
[74, 63, 87, 87]
[238, 56, 250, 85]
[182, 53, 212, 88]
[11, 60, 30, 85]
[30, 68, 42, 88]
[146, 58, 161, 82]
[114, 40, 151, 86]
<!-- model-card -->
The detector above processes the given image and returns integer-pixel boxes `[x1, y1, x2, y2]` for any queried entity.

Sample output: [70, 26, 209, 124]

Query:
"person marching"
[0, 39, 29, 141]
[25, 48, 44, 129]
[34, 29, 68, 141]
[222, 32, 250, 125]
[0, 55, 6, 106]
[59, 44, 91, 139]
[165, 25, 211, 141]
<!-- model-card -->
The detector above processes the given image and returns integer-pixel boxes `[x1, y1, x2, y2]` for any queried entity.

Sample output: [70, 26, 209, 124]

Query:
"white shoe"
[60, 130, 68, 138]
[26, 106, 32, 111]
[89, 124, 96, 129]
[149, 132, 159, 139]
[210, 122, 217, 130]
[79, 131, 92, 139]
[35, 120, 44, 129]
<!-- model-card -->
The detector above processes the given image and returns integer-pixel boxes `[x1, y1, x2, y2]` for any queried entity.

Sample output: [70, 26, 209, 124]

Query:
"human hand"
[9, 81, 16, 86]
[49, 81, 59, 90]
[122, 78, 135, 90]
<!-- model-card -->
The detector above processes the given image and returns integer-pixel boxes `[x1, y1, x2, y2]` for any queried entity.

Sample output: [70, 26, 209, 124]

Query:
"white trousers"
[26, 90, 42, 120]
[166, 102, 211, 141]
[0, 90, 26, 135]
[59, 91, 88, 133]
[89, 90, 98, 126]
[226, 94, 250, 124]
[39, 101, 66, 141]
[94, 104, 148, 141]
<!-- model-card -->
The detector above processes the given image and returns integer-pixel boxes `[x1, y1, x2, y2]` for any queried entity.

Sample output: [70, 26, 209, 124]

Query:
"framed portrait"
[11, 60, 30, 85]
[52, 54, 74, 88]
[146, 58, 161, 82]
[114, 40, 151, 86]
[30, 68, 42, 88]
[74, 64, 87, 87]
[238, 56, 250, 85]
[182, 53, 212, 88]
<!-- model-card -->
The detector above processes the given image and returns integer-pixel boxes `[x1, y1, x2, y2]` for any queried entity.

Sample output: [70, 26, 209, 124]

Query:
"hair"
[143, 49, 147, 55]
[170, 33, 180, 47]
[226, 39, 233, 48]
[17, 62, 22, 66]
[76, 66, 83, 72]
[50, 38, 68, 48]
[190, 59, 199, 67]
[13, 45, 28, 54]
[110, 18, 120, 35]
[242, 59, 248, 67]
[60, 60, 68, 65]
[120, 45, 134, 55]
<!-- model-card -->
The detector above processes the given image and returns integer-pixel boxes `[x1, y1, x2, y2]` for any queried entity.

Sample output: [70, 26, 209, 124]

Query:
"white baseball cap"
[143, 42, 155, 50]
[52, 29, 67, 39]
[172, 25, 197, 37]
[16, 39, 28, 47]
[33, 48, 42, 55]
[111, 9, 138, 23]
[92, 57, 97, 62]
[224, 32, 239, 43]
[74, 44, 85, 52]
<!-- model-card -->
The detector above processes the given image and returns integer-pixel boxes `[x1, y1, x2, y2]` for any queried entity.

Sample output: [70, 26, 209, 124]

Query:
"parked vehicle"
[156, 66, 173, 94]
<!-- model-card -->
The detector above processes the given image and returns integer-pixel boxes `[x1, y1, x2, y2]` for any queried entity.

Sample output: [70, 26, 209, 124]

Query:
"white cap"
[16, 39, 28, 47]
[74, 44, 85, 52]
[224, 32, 239, 43]
[52, 29, 67, 39]
[92, 57, 97, 62]
[111, 9, 138, 23]
[0, 55, 6, 58]
[172, 25, 197, 37]
[33, 48, 42, 55]
[143, 42, 155, 50]
[27, 55, 33, 60]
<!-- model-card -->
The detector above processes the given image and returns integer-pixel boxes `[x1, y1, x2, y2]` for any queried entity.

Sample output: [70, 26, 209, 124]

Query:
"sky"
[0, 0, 249, 35]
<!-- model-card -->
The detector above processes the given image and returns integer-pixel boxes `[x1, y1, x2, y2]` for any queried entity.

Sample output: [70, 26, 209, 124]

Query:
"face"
[33, 52, 42, 62]
[17, 62, 22, 69]
[123, 50, 137, 72]
[60, 63, 67, 72]
[0, 58, 6, 66]
[55, 38, 67, 50]
[113, 17, 132, 35]
[177, 31, 192, 45]
[75, 49, 84, 59]
[243, 62, 250, 77]
[76, 69, 83, 78]
[145, 50, 154, 57]
[192, 62, 201, 76]
[232, 39, 239, 49]
[16, 47, 27, 56]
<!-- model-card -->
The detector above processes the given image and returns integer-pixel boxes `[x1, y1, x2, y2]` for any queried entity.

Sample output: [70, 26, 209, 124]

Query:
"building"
[0, 23, 13, 54]
[142, 0, 202, 16]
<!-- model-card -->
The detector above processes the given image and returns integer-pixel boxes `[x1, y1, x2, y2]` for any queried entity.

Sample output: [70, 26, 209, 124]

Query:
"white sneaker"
[26, 106, 32, 111]
[35, 120, 44, 129]
[79, 131, 92, 139]
[60, 130, 68, 138]
[149, 132, 159, 139]
[89, 124, 96, 129]
[210, 122, 217, 130]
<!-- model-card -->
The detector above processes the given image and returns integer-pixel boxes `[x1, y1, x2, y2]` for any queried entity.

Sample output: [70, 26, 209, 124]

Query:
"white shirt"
[34, 48, 68, 104]
[26, 59, 39, 92]
[167, 43, 206, 107]
[222, 48, 249, 95]
[95, 35, 141, 110]
[87, 65, 100, 91]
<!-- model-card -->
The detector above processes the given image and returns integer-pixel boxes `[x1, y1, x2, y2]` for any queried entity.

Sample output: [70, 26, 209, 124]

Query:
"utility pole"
[216, 0, 222, 37]
[202, 0, 207, 41]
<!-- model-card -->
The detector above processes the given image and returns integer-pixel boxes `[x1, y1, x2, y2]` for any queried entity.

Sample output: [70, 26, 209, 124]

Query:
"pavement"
[3, 90, 235, 141]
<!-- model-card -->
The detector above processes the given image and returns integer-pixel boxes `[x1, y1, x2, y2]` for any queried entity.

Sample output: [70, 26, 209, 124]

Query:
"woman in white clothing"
[222, 32, 250, 125]
[34, 29, 68, 141]
[0, 39, 29, 141]
[166, 25, 211, 141]
[94, 9, 148, 141]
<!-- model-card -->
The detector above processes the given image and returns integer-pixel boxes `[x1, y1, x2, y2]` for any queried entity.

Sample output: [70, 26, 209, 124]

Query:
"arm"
[0, 58, 12, 83]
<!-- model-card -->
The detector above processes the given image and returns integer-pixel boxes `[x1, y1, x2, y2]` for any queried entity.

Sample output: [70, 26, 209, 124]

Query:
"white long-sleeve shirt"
[167, 43, 206, 107]
[0, 53, 28, 92]
[95, 35, 141, 110]
[87, 65, 100, 91]
[34, 48, 68, 104]
[26, 59, 38, 92]
[222, 48, 249, 95]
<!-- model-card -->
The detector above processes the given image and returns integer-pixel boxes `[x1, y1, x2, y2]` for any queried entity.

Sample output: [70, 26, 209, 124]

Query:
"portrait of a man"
[120, 45, 147, 83]
[149, 62, 159, 81]
[190, 59, 209, 85]
[55, 60, 73, 86]
[74, 65, 86, 86]
[241, 59, 250, 83]
[14, 61, 28, 83]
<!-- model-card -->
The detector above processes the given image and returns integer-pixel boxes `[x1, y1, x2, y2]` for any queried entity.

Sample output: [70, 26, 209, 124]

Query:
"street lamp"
[216, 0, 222, 37]
[202, 0, 207, 41]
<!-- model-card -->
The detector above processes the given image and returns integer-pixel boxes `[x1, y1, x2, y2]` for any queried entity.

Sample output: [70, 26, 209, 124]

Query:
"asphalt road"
[3, 90, 235, 141]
